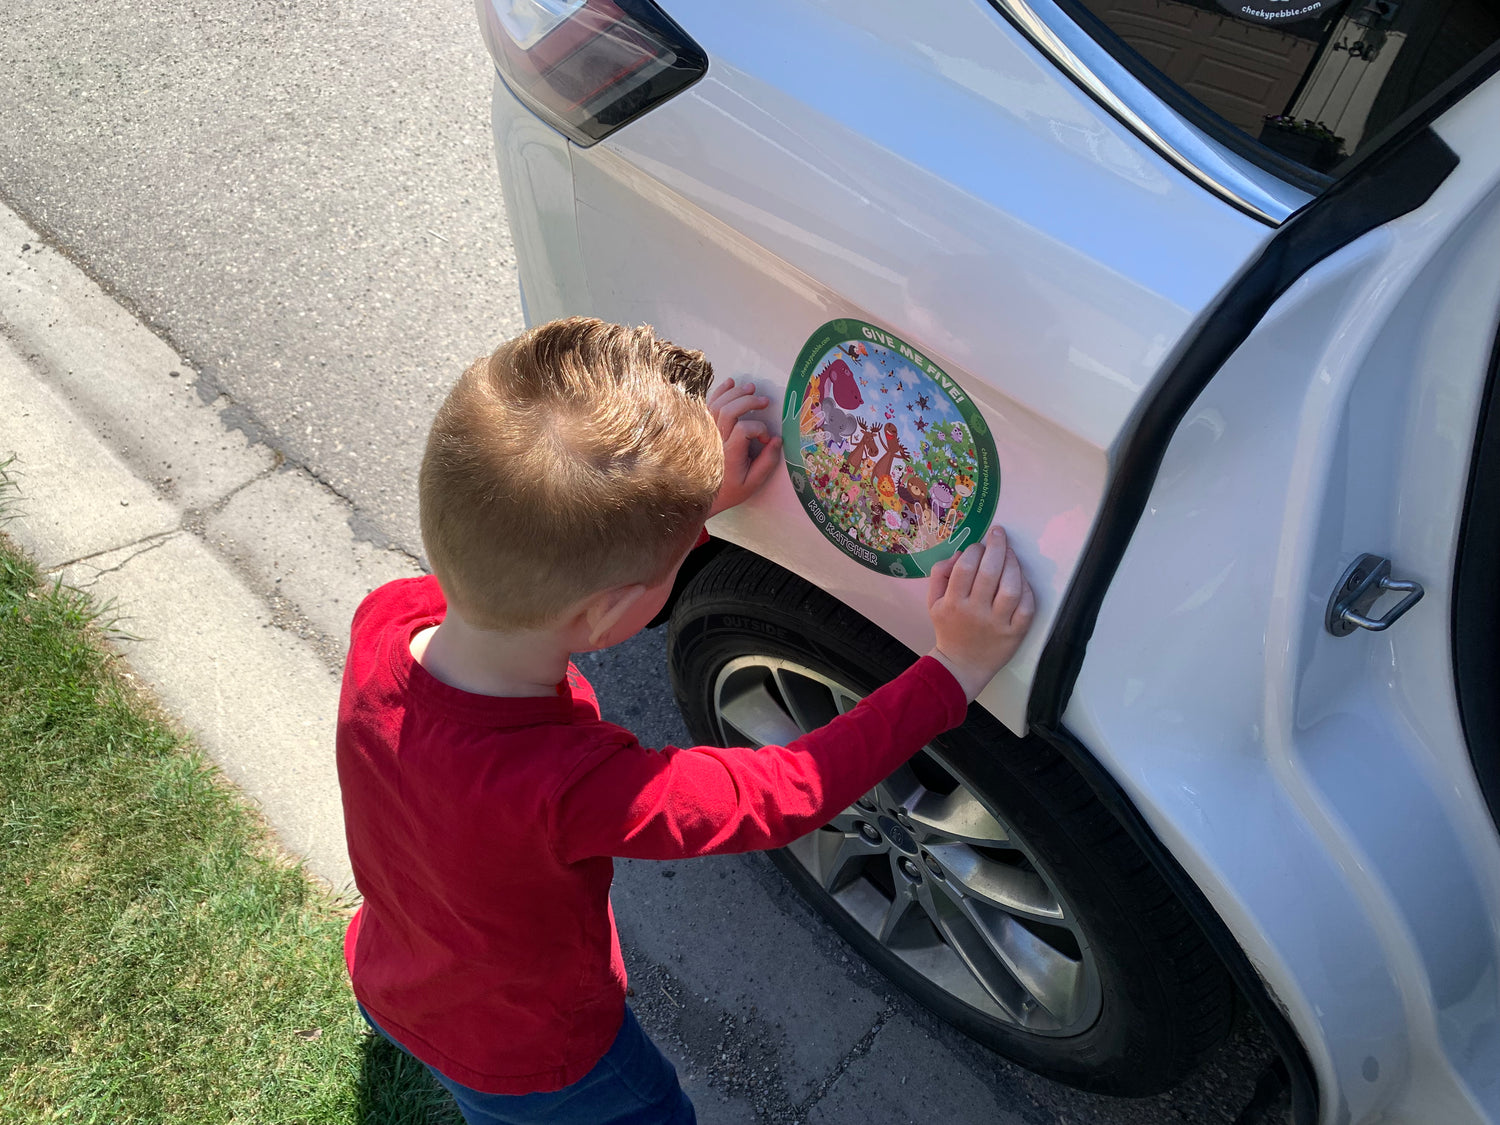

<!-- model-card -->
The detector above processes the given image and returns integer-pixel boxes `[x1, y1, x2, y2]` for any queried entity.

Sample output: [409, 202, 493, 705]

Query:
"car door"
[1058, 72, 1500, 1125]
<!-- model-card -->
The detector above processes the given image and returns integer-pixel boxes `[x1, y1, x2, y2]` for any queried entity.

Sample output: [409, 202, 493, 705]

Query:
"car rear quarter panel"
[534, 0, 1271, 731]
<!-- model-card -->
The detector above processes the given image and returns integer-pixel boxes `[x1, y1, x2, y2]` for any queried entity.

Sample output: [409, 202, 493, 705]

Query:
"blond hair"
[419, 317, 723, 631]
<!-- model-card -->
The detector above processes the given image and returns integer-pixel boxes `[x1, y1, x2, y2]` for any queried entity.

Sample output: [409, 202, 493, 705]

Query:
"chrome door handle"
[1325, 554, 1425, 637]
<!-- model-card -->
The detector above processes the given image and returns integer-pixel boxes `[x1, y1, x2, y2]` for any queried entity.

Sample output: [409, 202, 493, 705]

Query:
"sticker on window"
[1214, 0, 1328, 23]
[781, 319, 999, 579]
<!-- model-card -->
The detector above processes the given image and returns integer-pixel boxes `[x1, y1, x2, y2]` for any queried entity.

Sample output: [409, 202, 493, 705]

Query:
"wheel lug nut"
[896, 808, 915, 830]
[921, 851, 943, 880]
[858, 822, 881, 844]
[899, 857, 922, 882]
[856, 796, 877, 812]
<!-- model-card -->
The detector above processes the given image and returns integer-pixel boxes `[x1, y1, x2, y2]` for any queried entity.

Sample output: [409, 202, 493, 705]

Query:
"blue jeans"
[359, 1003, 696, 1125]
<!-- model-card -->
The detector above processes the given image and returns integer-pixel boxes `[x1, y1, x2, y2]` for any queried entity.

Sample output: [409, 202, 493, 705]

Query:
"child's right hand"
[925, 526, 1035, 702]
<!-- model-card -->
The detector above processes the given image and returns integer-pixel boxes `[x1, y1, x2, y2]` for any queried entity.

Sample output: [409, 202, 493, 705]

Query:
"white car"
[475, 2, 1500, 1122]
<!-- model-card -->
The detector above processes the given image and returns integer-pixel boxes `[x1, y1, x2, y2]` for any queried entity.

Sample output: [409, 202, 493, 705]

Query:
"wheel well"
[673, 542, 1316, 1117]
[1035, 723, 1317, 1125]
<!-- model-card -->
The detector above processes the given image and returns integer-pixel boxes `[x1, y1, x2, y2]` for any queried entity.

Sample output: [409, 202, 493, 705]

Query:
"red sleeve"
[548, 656, 968, 863]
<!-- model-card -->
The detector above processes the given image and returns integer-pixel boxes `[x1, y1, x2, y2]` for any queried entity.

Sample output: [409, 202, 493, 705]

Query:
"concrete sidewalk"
[0, 205, 436, 893]
[0, 203, 1268, 1125]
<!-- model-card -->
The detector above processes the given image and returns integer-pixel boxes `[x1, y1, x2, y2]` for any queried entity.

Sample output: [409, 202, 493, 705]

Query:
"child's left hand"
[707, 378, 783, 517]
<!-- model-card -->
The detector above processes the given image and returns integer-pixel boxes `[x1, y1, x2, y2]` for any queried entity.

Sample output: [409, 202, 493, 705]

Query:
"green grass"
[0, 518, 459, 1123]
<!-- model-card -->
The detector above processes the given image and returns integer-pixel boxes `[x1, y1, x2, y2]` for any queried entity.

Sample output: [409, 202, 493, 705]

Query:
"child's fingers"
[742, 436, 782, 491]
[707, 384, 746, 421]
[994, 546, 1024, 609]
[927, 554, 958, 609]
[722, 426, 750, 474]
[714, 391, 770, 439]
[945, 541, 985, 603]
[723, 424, 777, 482]
[708, 380, 758, 414]
[969, 530, 1010, 605]
[733, 419, 769, 443]
[707, 377, 737, 411]
[1011, 575, 1036, 629]
[985, 525, 1009, 558]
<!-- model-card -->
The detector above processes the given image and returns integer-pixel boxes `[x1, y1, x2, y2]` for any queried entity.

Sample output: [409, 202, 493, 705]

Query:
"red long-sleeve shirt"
[336, 575, 967, 1094]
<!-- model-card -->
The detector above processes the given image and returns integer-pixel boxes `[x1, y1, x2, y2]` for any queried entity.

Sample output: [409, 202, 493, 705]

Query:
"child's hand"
[707, 378, 783, 518]
[926, 526, 1035, 701]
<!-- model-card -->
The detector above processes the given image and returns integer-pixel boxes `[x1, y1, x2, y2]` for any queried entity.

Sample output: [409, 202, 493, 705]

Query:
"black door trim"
[1025, 125, 1462, 1125]
[1452, 326, 1500, 836]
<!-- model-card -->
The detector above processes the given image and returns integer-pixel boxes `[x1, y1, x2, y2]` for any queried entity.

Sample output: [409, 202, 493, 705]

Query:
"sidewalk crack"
[49, 532, 176, 585]
[181, 460, 280, 533]
[788, 1006, 894, 1124]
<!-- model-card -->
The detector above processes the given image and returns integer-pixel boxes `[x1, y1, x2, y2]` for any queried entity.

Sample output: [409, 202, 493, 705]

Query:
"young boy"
[336, 317, 1034, 1125]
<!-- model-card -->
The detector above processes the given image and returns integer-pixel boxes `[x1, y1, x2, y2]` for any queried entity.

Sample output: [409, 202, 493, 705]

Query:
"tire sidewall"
[669, 586, 1204, 1094]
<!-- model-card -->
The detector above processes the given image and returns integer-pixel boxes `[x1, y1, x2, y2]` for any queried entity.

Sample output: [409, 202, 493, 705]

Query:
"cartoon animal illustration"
[804, 358, 864, 450]
[801, 400, 826, 443]
[843, 420, 909, 481]
[820, 358, 863, 408]
[897, 475, 929, 514]
[929, 480, 956, 523]
[798, 382, 820, 434]
[843, 422, 883, 478]
[797, 341, 989, 561]
[870, 422, 910, 482]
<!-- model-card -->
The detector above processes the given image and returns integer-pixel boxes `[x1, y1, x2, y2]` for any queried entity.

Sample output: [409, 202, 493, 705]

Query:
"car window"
[1054, 0, 1500, 177]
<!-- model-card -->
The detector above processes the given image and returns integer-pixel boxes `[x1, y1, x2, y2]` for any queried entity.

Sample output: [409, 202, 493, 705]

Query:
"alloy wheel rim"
[712, 655, 1102, 1037]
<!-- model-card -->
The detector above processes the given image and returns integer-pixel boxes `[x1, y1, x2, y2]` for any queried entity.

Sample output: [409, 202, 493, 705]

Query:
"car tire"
[667, 546, 1235, 1095]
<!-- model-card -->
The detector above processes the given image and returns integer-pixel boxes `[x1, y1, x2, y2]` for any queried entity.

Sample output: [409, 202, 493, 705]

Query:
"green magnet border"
[781, 319, 1000, 579]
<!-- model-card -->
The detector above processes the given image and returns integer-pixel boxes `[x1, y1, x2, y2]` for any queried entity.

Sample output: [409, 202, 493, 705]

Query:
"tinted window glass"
[1062, 0, 1500, 174]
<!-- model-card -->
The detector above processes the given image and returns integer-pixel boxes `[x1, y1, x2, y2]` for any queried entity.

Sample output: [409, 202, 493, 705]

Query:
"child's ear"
[582, 583, 649, 648]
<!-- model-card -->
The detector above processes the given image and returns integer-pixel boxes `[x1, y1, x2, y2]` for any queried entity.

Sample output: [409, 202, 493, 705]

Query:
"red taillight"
[477, 0, 707, 146]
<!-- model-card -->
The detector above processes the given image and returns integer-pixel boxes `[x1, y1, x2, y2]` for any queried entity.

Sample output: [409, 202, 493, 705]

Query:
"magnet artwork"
[782, 319, 999, 578]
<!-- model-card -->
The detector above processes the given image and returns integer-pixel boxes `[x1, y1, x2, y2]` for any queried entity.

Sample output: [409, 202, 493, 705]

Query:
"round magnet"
[782, 319, 999, 579]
